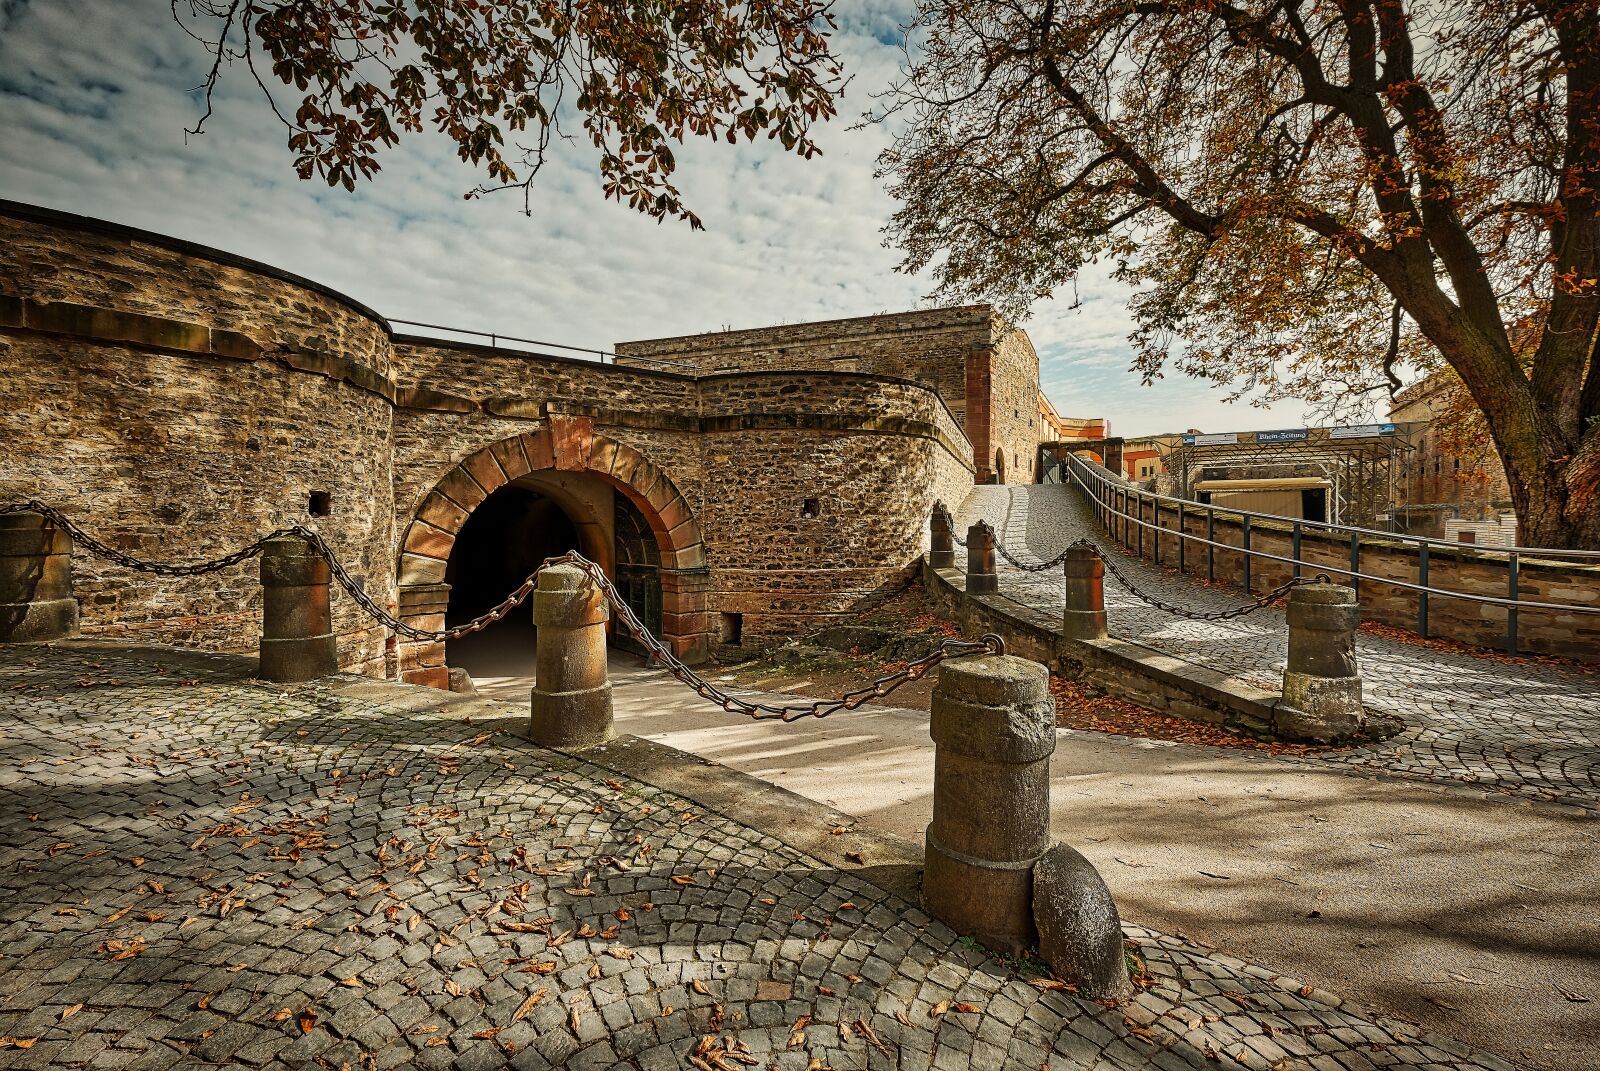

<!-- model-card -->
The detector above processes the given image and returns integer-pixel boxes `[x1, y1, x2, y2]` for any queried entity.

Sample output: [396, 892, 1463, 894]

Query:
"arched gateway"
[394, 419, 711, 687]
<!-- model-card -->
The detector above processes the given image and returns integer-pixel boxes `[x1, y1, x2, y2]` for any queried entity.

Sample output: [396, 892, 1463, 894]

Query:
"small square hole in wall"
[800, 497, 821, 519]
[720, 612, 743, 646]
[308, 490, 333, 517]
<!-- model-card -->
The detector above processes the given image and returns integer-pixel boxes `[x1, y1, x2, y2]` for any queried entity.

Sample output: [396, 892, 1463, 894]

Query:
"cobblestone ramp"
[955, 484, 1600, 816]
[0, 643, 1517, 1070]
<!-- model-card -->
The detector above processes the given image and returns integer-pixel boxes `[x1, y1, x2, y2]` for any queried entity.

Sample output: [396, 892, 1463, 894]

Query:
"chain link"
[1074, 538, 1329, 621]
[933, 505, 1326, 620]
[539, 550, 1004, 722]
[0, 501, 299, 576]
[5, 503, 1004, 720]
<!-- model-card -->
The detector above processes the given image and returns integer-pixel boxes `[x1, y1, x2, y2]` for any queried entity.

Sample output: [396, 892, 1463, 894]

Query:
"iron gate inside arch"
[611, 492, 661, 654]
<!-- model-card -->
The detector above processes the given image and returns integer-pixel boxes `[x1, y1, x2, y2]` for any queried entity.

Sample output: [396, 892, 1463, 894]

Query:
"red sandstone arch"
[394, 417, 711, 685]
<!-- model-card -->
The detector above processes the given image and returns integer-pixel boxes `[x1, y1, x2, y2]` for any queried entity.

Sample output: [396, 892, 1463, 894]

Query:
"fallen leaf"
[1556, 984, 1590, 1003]
[512, 989, 547, 1022]
[297, 1008, 316, 1035]
[60, 1004, 83, 1021]
[843, 851, 864, 865]
[931, 1000, 950, 1018]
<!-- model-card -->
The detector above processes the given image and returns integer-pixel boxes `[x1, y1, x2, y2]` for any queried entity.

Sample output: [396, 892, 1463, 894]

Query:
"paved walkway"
[954, 485, 1600, 816]
[0, 642, 1526, 1071]
[452, 643, 1598, 1071]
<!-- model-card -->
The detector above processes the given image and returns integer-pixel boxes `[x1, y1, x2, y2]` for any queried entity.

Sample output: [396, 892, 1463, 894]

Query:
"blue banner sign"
[1328, 423, 1396, 439]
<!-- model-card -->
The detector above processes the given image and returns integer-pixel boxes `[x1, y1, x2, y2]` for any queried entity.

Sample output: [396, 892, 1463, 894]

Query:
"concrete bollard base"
[259, 633, 338, 683]
[1279, 672, 1365, 742]
[924, 829, 1037, 953]
[528, 683, 614, 748]
[0, 513, 78, 643]
[0, 597, 78, 643]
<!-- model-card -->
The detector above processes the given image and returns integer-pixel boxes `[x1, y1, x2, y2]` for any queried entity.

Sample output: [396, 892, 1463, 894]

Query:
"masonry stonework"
[0, 201, 993, 681]
[613, 306, 1041, 485]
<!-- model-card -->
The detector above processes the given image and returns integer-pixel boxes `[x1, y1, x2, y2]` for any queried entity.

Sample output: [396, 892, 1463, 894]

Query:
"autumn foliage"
[176, 0, 845, 228]
[877, 0, 1600, 547]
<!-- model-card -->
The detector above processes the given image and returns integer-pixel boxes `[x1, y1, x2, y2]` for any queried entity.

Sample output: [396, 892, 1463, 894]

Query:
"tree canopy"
[877, 0, 1600, 547]
[176, 0, 845, 228]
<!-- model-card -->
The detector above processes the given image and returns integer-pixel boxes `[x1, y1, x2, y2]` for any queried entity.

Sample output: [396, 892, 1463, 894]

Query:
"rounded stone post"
[1061, 546, 1107, 642]
[1279, 583, 1365, 742]
[259, 536, 338, 682]
[966, 522, 999, 595]
[929, 503, 955, 570]
[924, 654, 1054, 953]
[527, 563, 613, 748]
[0, 511, 78, 642]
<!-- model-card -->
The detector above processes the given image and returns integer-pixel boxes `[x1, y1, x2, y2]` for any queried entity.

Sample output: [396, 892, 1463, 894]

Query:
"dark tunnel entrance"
[444, 485, 579, 634]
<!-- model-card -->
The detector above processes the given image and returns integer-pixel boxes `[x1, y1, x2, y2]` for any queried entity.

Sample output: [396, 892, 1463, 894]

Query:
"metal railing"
[386, 318, 680, 370]
[1059, 453, 1600, 655]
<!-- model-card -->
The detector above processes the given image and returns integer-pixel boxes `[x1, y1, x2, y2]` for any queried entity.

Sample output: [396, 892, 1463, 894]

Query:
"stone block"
[460, 449, 507, 499]
[1032, 844, 1130, 1000]
[435, 467, 488, 513]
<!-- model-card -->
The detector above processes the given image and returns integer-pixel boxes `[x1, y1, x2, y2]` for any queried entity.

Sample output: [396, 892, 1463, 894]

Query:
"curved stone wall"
[0, 204, 398, 673]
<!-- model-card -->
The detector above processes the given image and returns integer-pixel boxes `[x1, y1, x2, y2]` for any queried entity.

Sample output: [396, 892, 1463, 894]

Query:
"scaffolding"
[1165, 423, 1423, 527]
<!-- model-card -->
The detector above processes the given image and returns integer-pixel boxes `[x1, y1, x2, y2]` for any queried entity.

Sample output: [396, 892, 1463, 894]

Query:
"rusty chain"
[934, 505, 1327, 621]
[539, 550, 1004, 721]
[4, 502, 1004, 720]
[0, 501, 300, 576]
[1077, 539, 1330, 621]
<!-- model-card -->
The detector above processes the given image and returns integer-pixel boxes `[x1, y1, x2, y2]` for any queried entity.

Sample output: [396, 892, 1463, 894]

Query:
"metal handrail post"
[1177, 502, 1186, 575]
[1206, 508, 1215, 581]
[1152, 498, 1162, 567]
[1507, 553, 1520, 655]
[1349, 532, 1361, 599]
[1137, 493, 1145, 559]
[1417, 541, 1431, 638]
[1241, 516, 1253, 593]
[1292, 522, 1303, 579]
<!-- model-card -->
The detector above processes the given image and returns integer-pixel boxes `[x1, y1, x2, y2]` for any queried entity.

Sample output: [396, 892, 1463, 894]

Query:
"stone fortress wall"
[0, 200, 983, 681]
[612, 306, 1043, 485]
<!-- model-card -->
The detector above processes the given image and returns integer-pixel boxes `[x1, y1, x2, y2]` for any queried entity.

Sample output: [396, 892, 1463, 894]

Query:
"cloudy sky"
[0, 0, 1357, 437]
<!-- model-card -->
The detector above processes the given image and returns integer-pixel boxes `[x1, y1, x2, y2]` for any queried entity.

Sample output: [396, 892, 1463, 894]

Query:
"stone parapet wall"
[1075, 459, 1600, 662]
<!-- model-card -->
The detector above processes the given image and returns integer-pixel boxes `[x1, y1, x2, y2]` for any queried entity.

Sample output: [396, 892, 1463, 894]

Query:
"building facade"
[1388, 377, 1513, 539]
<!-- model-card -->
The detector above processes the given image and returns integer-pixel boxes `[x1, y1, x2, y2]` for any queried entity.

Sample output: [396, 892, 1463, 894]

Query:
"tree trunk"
[1496, 435, 1600, 550]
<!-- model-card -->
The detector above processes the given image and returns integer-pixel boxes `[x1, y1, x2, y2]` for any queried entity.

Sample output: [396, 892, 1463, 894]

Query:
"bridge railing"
[1059, 452, 1600, 656]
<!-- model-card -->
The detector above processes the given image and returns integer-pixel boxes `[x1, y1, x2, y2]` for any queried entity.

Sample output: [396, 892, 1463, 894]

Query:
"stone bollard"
[966, 521, 999, 595]
[1278, 583, 1365, 742]
[0, 511, 78, 643]
[924, 654, 1054, 953]
[526, 563, 613, 748]
[929, 502, 956, 570]
[259, 536, 338, 682]
[1061, 545, 1107, 642]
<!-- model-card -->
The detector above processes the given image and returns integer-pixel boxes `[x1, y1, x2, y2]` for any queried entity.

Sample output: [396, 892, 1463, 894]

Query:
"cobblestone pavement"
[955, 485, 1600, 816]
[0, 642, 1524, 1070]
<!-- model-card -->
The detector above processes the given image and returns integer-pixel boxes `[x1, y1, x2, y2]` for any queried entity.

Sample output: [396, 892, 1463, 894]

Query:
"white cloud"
[0, 0, 1344, 437]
